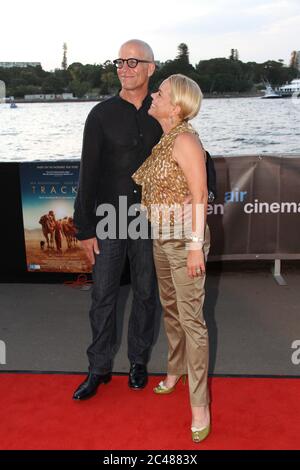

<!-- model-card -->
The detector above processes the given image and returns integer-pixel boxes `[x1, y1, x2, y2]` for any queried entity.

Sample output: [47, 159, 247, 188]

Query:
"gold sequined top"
[132, 121, 205, 226]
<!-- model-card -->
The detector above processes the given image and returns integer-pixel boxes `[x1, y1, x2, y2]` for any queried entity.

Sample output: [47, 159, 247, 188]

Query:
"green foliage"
[0, 46, 298, 98]
[99, 61, 119, 94]
[69, 79, 90, 98]
[176, 43, 190, 64]
[261, 60, 298, 85]
[41, 71, 67, 94]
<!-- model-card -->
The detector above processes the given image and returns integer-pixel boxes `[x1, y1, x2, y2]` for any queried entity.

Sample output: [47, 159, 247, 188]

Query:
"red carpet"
[0, 374, 299, 450]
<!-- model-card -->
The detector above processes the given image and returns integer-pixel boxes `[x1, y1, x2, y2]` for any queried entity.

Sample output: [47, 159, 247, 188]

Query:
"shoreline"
[7, 92, 264, 104]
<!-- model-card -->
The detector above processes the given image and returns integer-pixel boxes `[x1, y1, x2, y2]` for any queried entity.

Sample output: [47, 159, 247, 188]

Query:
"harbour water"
[0, 96, 300, 161]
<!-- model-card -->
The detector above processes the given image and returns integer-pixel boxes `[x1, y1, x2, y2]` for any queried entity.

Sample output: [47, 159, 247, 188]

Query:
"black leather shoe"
[128, 363, 148, 390]
[73, 372, 112, 400]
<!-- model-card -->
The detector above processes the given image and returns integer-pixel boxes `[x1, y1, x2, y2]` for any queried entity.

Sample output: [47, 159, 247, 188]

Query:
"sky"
[1, 0, 299, 70]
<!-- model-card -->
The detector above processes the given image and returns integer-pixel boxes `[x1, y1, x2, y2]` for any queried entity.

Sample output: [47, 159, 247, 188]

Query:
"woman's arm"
[173, 132, 208, 277]
[173, 132, 208, 241]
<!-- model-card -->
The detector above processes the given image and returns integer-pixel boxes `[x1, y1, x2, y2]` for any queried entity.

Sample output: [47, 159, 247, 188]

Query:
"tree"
[68, 62, 84, 81]
[1, 48, 298, 98]
[195, 58, 253, 93]
[150, 43, 195, 90]
[100, 61, 119, 94]
[69, 79, 90, 98]
[41, 75, 65, 94]
[262, 60, 297, 86]
[176, 43, 189, 64]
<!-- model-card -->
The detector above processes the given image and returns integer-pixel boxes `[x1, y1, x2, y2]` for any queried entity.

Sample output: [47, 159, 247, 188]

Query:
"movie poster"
[19, 162, 92, 273]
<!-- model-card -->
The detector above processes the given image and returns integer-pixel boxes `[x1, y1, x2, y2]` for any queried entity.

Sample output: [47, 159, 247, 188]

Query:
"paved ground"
[0, 262, 299, 376]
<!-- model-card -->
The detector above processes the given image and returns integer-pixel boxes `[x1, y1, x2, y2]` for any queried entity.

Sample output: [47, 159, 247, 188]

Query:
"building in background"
[0, 62, 41, 68]
[24, 93, 74, 101]
[290, 51, 300, 71]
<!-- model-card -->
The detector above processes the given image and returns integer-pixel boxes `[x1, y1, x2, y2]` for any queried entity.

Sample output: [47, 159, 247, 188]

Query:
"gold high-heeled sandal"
[153, 375, 187, 394]
[191, 424, 210, 443]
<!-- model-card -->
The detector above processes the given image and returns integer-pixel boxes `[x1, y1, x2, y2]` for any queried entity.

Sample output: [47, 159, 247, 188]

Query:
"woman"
[132, 74, 211, 443]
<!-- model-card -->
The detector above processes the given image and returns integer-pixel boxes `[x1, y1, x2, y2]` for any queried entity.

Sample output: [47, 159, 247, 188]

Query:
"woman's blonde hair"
[167, 74, 203, 121]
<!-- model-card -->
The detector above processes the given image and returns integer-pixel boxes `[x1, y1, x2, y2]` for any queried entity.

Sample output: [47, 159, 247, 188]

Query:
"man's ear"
[147, 62, 156, 78]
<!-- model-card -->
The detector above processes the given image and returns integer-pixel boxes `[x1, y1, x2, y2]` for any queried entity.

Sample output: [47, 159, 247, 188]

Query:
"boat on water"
[9, 97, 17, 108]
[261, 84, 282, 99]
[277, 78, 300, 97]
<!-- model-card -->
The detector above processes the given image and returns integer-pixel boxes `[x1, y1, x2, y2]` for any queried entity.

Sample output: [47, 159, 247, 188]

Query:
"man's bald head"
[119, 39, 154, 61]
[116, 39, 156, 97]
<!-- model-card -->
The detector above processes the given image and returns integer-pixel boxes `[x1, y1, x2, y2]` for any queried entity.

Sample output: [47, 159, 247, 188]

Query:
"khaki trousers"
[153, 224, 210, 406]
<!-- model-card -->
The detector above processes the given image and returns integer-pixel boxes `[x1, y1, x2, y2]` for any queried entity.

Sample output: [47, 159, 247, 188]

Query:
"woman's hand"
[187, 249, 206, 279]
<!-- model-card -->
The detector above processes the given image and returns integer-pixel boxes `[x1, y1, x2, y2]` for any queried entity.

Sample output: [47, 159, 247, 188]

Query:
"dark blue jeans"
[87, 237, 157, 374]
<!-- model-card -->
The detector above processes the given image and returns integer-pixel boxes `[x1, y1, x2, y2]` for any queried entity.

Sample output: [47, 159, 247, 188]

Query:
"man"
[73, 39, 162, 400]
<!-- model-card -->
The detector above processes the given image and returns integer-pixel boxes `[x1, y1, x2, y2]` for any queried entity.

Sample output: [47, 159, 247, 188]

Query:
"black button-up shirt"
[74, 94, 162, 240]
